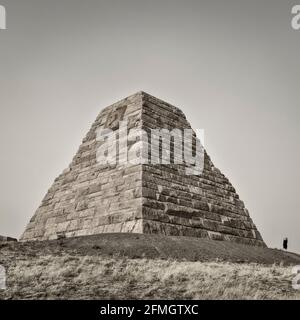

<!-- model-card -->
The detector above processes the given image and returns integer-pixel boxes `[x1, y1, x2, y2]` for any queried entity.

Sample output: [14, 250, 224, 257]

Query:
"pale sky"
[0, 0, 299, 252]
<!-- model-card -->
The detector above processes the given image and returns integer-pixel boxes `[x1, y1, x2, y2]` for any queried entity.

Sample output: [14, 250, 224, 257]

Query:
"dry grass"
[1, 254, 300, 300]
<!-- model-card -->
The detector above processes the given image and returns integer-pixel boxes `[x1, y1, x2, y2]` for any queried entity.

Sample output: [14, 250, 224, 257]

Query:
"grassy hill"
[1, 234, 300, 299]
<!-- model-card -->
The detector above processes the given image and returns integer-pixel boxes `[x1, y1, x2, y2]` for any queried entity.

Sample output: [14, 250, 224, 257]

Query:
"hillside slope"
[1, 234, 300, 299]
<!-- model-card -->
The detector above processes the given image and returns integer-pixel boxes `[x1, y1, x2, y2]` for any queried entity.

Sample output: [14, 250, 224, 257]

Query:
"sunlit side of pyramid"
[21, 92, 265, 247]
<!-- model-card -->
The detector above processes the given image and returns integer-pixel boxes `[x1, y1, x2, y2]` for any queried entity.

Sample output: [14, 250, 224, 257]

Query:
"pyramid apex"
[129, 90, 152, 99]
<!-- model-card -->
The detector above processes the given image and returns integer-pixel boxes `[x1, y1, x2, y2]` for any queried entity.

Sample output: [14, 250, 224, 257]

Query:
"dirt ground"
[0, 234, 300, 299]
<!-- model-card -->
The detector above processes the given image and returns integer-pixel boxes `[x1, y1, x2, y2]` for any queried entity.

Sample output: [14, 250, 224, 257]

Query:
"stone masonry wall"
[21, 94, 144, 241]
[21, 91, 265, 247]
[140, 93, 265, 247]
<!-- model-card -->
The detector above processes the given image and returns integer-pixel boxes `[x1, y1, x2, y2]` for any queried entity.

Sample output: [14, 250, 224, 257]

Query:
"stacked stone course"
[21, 91, 265, 247]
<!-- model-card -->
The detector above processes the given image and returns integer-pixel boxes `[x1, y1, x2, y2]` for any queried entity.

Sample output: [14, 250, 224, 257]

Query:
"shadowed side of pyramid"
[140, 93, 264, 246]
[21, 91, 265, 247]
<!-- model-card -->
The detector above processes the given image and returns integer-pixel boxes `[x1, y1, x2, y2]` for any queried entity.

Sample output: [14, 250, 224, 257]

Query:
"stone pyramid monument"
[21, 92, 265, 247]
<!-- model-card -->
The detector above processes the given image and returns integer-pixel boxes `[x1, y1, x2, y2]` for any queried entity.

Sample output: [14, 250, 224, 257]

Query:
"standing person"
[283, 237, 288, 250]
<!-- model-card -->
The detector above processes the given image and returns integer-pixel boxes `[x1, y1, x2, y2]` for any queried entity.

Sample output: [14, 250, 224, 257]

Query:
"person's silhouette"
[283, 237, 288, 250]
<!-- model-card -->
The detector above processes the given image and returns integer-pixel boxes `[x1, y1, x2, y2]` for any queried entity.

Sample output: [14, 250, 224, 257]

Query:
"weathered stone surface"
[21, 91, 266, 247]
[0, 236, 17, 242]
